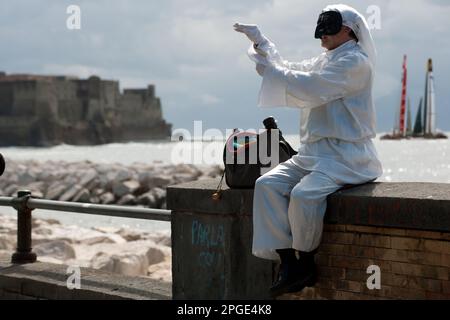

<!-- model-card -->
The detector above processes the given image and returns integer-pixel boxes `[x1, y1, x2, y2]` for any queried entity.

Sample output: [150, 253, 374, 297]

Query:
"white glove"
[233, 23, 268, 46]
[256, 64, 266, 77]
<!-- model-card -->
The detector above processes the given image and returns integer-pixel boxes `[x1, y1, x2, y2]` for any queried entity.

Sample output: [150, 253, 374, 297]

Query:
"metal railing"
[0, 190, 172, 264]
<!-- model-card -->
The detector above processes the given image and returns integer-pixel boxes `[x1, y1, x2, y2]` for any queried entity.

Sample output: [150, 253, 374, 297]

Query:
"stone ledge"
[167, 178, 254, 216]
[0, 257, 171, 300]
[167, 178, 450, 233]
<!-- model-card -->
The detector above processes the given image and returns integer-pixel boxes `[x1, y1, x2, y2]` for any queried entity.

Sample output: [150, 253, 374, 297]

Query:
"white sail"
[393, 99, 400, 135]
[425, 59, 436, 135]
[406, 97, 412, 135]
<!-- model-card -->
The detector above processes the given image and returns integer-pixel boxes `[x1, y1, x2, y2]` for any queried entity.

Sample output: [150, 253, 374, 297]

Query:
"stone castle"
[0, 72, 172, 146]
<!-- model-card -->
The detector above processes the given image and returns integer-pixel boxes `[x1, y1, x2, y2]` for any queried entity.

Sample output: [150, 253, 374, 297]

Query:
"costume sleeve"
[248, 40, 316, 72]
[257, 52, 371, 109]
[284, 56, 318, 72]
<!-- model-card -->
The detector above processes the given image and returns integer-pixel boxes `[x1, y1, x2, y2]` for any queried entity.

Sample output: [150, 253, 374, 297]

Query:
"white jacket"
[259, 40, 377, 144]
[255, 40, 383, 185]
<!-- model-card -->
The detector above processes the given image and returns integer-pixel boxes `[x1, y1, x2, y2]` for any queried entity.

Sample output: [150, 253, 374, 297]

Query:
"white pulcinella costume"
[246, 4, 383, 260]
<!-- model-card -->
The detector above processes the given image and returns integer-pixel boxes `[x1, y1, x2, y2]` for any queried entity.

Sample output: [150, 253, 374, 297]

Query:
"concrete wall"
[167, 179, 450, 300]
[0, 256, 171, 300]
[1, 179, 449, 300]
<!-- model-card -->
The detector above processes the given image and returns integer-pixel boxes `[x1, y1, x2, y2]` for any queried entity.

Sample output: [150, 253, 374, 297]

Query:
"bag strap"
[212, 170, 225, 201]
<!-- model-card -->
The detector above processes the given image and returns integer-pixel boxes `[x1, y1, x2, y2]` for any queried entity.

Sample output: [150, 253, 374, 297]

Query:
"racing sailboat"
[381, 57, 447, 140]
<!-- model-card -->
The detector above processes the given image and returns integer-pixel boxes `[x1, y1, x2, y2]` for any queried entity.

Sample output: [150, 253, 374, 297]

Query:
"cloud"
[41, 64, 104, 79]
[200, 93, 221, 105]
[1, 0, 450, 134]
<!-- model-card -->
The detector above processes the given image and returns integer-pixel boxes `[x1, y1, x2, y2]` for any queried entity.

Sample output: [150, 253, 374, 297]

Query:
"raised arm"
[258, 52, 372, 109]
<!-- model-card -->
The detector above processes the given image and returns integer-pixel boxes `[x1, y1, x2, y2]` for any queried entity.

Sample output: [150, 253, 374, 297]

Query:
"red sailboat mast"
[399, 55, 407, 136]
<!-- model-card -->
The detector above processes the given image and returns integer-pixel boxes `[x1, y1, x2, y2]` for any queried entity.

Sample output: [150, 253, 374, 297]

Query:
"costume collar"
[325, 39, 357, 58]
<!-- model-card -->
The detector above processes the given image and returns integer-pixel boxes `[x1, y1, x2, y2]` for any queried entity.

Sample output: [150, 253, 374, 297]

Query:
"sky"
[1, 0, 449, 135]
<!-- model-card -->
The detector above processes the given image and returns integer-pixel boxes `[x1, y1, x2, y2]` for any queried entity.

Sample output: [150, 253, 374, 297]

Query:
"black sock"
[276, 248, 297, 264]
[298, 249, 317, 266]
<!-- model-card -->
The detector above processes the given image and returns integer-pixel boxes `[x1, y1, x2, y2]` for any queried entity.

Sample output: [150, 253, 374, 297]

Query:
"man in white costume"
[234, 4, 383, 297]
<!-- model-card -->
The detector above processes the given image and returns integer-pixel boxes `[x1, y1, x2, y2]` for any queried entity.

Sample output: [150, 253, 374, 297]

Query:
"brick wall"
[167, 179, 450, 300]
[282, 224, 450, 300]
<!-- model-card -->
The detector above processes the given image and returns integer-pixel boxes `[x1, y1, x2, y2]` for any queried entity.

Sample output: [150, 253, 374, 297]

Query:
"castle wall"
[120, 86, 163, 127]
[34, 81, 58, 121]
[0, 82, 15, 116]
[54, 79, 83, 123]
[0, 74, 172, 145]
[0, 81, 38, 117]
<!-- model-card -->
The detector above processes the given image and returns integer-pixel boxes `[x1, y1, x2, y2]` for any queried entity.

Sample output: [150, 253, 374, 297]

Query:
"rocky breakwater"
[0, 214, 172, 282]
[0, 159, 222, 207]
[0, 159, 223, 282]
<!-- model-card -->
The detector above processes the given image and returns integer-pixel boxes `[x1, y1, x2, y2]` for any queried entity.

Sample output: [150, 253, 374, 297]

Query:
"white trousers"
[252, 158, 343, 261]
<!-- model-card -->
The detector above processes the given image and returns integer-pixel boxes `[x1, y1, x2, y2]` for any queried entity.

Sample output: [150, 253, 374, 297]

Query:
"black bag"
[222, 117, 297, 189]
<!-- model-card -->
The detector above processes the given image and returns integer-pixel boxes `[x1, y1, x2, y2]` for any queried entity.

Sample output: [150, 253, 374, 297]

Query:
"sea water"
[1, 133, 449, 231]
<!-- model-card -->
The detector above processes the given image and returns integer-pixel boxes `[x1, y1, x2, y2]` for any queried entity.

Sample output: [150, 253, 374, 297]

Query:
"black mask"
[314, 10, 343, 39]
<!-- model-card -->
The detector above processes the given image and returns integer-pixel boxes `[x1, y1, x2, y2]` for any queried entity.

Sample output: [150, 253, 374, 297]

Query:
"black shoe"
[270, 259, 317, 298]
